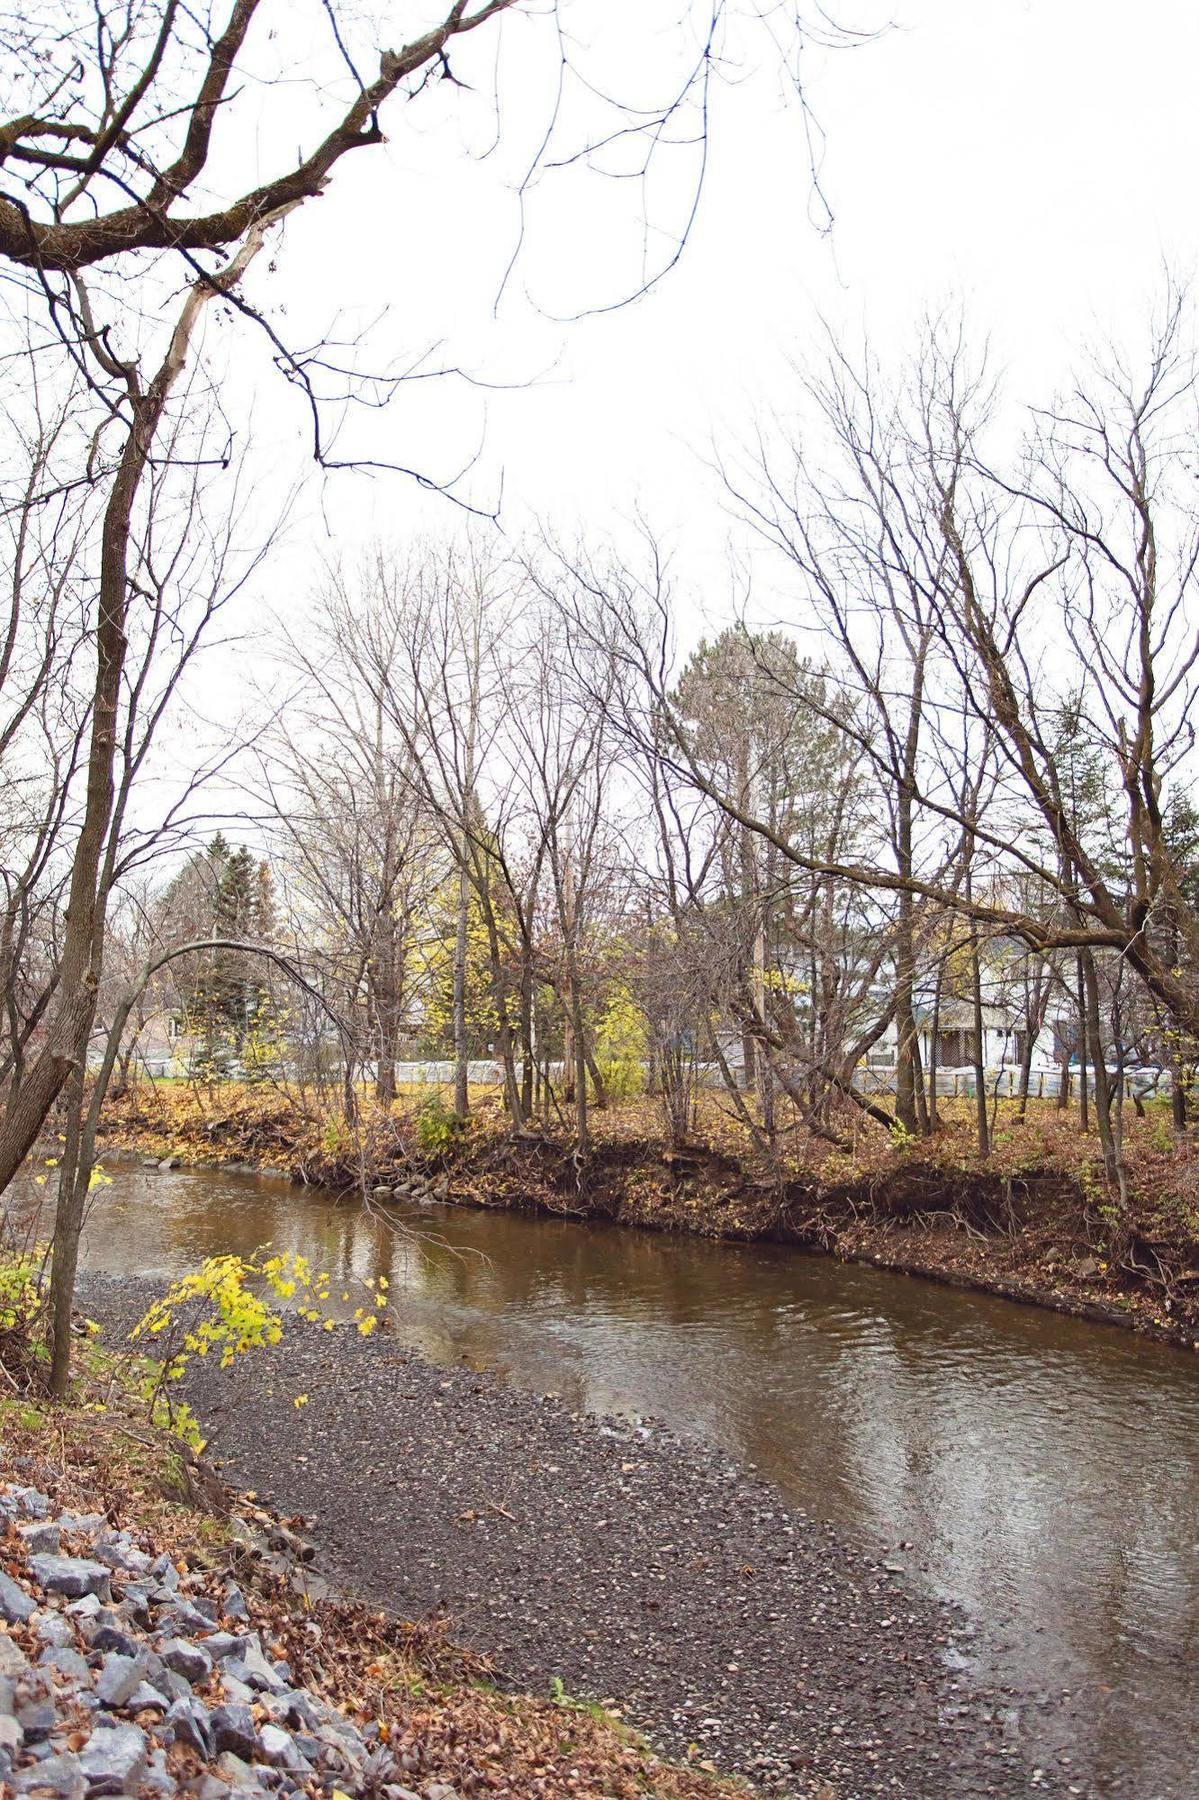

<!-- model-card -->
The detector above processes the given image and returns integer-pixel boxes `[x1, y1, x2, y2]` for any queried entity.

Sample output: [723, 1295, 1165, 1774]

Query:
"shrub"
[594, 988, 648, 1100]
[415, 1091, 465, 1157]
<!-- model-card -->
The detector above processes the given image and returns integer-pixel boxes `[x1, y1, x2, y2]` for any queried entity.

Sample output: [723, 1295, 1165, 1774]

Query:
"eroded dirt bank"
[96, 1083, 1199, 1350]
[81, 1276, 1099, 1800]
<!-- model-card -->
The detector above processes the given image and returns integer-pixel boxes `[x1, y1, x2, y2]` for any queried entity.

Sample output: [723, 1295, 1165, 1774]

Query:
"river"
[58, 1160, 1199, 1794]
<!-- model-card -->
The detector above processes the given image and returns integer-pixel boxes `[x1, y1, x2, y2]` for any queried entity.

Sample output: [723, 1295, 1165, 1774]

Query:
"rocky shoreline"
[0, 1480, 410, 1798]
[78, 1276, 1093, 1800]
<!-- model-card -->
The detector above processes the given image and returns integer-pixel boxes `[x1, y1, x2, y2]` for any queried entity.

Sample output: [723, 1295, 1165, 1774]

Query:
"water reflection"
[26, 1159, 1199, 1792]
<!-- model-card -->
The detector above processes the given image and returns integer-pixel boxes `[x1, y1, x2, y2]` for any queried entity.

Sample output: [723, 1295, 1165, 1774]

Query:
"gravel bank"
[81, 1276, 1084, 1800]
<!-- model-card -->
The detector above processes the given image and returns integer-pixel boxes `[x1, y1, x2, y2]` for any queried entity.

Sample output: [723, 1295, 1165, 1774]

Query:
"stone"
[128, 1680, 169, 1713]
[55, 1514, 104, 1537]
[18, 1522, 61, 1556]
[8, 1488, 51, 1520]
[28, 1557, 110, 1601]
[65, 1596, 100, 1621]
[11, 1751, 85, 1797]
[0, 1571, 36, 1623]
[95, 1652, 144, 1707]
[220, 1670, 254, 1705]
[259, 1722, 308, 1770]
[158, 1156, 182, 1171]
[0, 1710, 22, 1751]
[214, 1751, 259, 1789]
[423, 1786, 461, 1800]
[225, 1639, 284, 1693]
[159, 1637, 212, 1683]
[87, 1623, 139, 1658]
[200, 1632, 247, 1662]
[16, 1672, 58, 1739]
[142, 1747, 178, 1796]
[0, 1636, 31, 1676]
[148, 1555, 178, 1589]
[32, 1615, 73, 1650]
[0, 1671, 15, 1713]
[38, 1647, 89, 1682]
[275, 1689, 320, 1731]
[158, 1669, 192, 1703]
[211, 1702, 260, 1760]
[94, 1536, 152, 1577]
[165, 1693, 213, 1756]
[220, 1583, 248, 1622]
[157, 1599, 214, 1634]
[79, 1721, 147, 1795]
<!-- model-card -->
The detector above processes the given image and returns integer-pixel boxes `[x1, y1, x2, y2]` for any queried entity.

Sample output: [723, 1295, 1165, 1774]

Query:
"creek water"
[56, 1162, 1199, 1793]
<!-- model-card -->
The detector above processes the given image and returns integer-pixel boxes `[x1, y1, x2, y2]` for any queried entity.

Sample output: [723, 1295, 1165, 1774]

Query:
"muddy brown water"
[54, 1162, 1199, 1793]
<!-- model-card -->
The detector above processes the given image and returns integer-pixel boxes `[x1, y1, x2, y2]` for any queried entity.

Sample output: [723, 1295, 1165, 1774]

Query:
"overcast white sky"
[197, 0, 1199, 676]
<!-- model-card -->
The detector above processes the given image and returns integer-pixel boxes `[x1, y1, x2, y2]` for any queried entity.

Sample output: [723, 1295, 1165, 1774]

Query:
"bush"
[594, 988, 648, 1100]
[415, 1091, 465, 1156]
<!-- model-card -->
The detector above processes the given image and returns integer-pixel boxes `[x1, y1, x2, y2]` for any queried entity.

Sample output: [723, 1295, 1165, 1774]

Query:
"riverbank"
[0, 1349, 755, 1799]
[79, 1274, 1090, 1800]
[97, 1084, 1199, 1351]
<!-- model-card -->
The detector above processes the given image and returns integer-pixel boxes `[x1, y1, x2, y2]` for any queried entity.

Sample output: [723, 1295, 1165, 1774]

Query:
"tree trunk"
[453, 858, 470, 1120]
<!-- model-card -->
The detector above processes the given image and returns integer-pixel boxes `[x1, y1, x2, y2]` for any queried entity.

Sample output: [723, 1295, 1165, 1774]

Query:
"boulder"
[28, 1557, 111, 1601]
[164, 1694, 212, 1756]
[159, 1638, 212, 1685]
[17, 1524, 60, 1557]
[0, 1572, 35, 1624]
[11, 1750, 85, 1797]
[95, 1653, 144, 1708]
[38, 1648, 89, 1683]
[79, 1722, 148, 1795]
[210, 1703, 260, 1760]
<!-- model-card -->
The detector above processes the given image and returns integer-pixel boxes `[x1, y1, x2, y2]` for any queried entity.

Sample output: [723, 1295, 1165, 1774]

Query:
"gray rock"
[95, 1652, 144, 1707]
[28, 1557, 110, 1601]
[275, 1689, 320, 1731]
[11, 1750, 85, 1797]
[211, 1702, 260, 1759]
[87, 1622, 139, 1658]
[220, 1583, 248, 1622]
[158, 1669, 191, 1703]
[213, 1750, 261, 1788]
[148, 1554, 178, 1588]
[94, 1536, 152, 1577]
[157, 1599, 214, 1634]
[142, 1747, 177, 1796]
[128, 1680, 169, 1713]
[0, 1671, 15, 1713]
[200, 1632, 247, 1662]
[0, 1705, 22, 1749]
[258, 1722, 308, 1770]
[165, 1693, 212, 1756]
[159, 1637, 212, 1683]
[65, 1595, 100, 1621]
[423, 1786, 461, 1800]
[220, 1670, 254, 1705]
[79, 1721, 147, 1795]
[55, 1513, 105, 1537]
[32, 1615, 73, 1650]
[158, 1156, 182, 1171]
[0, 1636, 31, 1676]
[38, 1647, 89, 1682]
[16, 1671, 58, 1739]
[0, 1570, 35, 1623]
[227, 1637, 284, 1693]
[18, 1522, 61, 1556]
[8, 1488, 51, 1520]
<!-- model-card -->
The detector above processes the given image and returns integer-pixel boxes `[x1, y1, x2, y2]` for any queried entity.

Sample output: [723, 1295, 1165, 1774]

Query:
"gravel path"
[82, 1276, 1083, 1800]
